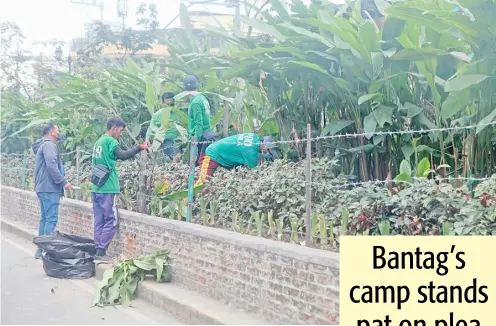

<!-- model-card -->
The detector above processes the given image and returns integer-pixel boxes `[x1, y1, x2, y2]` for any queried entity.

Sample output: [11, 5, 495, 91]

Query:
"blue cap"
[183, 75, 198, 91]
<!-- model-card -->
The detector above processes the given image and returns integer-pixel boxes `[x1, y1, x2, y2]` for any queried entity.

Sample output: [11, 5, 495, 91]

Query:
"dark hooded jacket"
[32, 137, 67, 193]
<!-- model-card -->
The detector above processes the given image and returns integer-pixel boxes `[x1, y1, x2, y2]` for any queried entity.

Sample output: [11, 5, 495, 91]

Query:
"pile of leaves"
[93, 249, 172, 307]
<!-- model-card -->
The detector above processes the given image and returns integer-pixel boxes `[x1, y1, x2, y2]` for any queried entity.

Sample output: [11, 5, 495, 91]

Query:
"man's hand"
[144, 139, 151, 147]
[139, 143, 149, 151]
[64, 183, 73, 191]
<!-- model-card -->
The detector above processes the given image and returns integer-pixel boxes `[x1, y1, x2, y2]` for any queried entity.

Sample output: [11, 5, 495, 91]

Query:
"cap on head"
[183, 75, 198, 91]
[162, 92, 175, 101]
[262, 136, 281, 159]
[162, 92, 175, 106]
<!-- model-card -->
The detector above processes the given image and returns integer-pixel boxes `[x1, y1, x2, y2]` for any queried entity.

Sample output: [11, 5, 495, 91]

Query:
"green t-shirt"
[91, 134, 120, 193]
[145, 107, 180, 142]
[188, 94, 212, 139]
[206, 133, 261, 169]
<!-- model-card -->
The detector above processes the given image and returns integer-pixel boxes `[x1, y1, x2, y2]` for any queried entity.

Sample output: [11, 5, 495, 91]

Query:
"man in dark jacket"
[32, 122, 73, 258]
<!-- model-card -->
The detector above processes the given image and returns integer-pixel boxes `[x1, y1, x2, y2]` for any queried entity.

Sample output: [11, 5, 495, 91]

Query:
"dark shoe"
[34, 248, 42, 259]
[95, 248, 106, 257]
[95, 249, 112, 262]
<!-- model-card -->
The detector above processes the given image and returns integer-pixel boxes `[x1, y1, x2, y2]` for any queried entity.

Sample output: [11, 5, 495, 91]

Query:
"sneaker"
[95, 248, 106, 257]
[34, 248, 42, 259]
[95, 249, 112, 263]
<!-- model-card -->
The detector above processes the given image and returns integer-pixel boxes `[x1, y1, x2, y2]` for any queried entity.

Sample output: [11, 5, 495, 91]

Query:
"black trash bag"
[33, 231, 96, 279]
[33, 231, 96, 258]
[41, 251, 95, 279]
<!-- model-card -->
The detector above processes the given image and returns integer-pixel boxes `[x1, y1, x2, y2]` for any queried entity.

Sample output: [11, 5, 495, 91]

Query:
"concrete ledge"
[1, 217, 269, 325]
[1, 186, 339, 268]
[1, 185, 340, 324]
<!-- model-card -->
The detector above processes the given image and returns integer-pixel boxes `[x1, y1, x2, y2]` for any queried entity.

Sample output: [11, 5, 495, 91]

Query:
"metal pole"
[186, 137, 198, 222]
[100, 0, 104, 22]
[75, 146, 81, 200]
[138, 151, 148, 213]
[305, 124, 312, 247]
[234, 0, 241, 34]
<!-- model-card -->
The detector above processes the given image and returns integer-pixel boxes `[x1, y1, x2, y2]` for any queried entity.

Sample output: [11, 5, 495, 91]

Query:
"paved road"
[1, 231, 183, 325]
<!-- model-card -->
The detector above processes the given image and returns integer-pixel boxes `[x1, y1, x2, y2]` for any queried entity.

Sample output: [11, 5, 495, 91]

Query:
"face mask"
[56, 133, 63, 141]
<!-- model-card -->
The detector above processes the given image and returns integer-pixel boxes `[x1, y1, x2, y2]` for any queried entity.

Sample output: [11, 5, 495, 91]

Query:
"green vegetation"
[93, 249, 172, 307]
[1, 0, 495, 249]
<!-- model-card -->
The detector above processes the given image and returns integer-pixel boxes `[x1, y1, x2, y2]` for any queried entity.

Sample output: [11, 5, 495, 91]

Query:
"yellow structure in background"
[99, 12, 242, 58]
[69, 11, 263, 60]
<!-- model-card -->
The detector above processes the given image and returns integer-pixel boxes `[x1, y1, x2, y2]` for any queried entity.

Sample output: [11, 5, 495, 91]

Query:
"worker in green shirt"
[91, 117, 148, 261]
[144, 92, 183, 162]
[182, 75, 217, 165]
[194, 133, 281, 186]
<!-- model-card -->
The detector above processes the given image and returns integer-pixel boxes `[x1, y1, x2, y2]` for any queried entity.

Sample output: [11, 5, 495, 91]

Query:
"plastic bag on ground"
[41, 251, 95, 279]
[34, 231, 96, 257]
[33, 231, 96, 279]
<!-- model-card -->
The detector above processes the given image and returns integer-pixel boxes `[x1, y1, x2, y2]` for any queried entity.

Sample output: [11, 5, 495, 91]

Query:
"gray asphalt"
[1, 231, 183, 325]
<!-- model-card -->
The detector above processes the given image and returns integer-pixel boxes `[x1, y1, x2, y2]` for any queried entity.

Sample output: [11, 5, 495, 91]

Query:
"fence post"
[138, 151, 148, 213]
[305, 124, 313, 247]
[75, 146, 81, 200]
[223, 100, 229, 137]
[22, 152, 28, 189]
[186, 137, 198, 223]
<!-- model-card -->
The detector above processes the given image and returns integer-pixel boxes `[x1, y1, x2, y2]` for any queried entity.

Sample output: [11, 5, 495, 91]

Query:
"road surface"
[1, 231, 183, 325]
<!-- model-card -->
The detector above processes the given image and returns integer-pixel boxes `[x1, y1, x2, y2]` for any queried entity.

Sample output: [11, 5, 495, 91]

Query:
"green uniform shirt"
[145, 107, 180, 142]
[206, 133, 261, 169]
[91, 134, 120, 193]
[188, 94, 212, 139]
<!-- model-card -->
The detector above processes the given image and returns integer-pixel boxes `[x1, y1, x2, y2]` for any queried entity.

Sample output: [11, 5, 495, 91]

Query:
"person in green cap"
[182, 75, 217, 165]
[144, 92, 183, 162]
[194, 133, 280, 186]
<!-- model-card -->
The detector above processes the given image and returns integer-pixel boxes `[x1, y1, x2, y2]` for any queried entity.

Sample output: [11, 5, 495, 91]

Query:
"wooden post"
[75, 146, 81, 200]
[186, 137, 198, 222]
[22, 152, 28, 189]
[223, 100, 229, 137]
[138, 151, 148, 213]
[305, 124, 313, 247]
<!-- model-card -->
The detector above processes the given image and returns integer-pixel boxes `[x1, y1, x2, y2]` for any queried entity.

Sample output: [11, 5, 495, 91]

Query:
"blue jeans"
[37, 192, 61, 236]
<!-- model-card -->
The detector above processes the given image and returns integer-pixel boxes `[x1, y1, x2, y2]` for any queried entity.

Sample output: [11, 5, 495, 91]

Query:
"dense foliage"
[1, 0, 495, 251]
[2, 157, 495, 251]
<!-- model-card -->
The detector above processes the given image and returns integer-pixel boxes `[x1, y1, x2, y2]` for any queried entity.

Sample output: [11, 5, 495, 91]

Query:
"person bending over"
[194, 133, 280, 187]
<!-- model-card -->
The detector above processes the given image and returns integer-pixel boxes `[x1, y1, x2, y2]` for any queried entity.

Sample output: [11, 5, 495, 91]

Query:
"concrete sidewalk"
[1, 231, 183, 325]
[1, 217, 269, 325]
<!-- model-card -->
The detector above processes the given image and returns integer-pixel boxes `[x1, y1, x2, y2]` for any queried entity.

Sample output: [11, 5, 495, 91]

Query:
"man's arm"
[113, 146, 143, 160]
[191, 103, 204, 139]
[43, 142, 68, 186]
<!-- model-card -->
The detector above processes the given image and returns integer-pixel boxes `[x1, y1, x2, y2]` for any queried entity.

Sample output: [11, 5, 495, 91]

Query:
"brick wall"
[0, 186, 340, 325]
